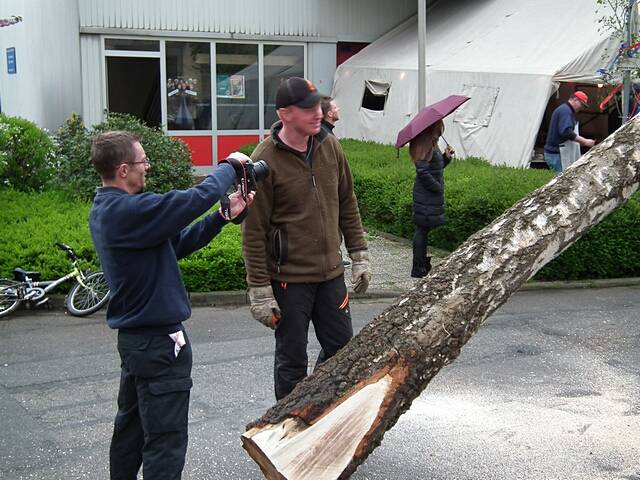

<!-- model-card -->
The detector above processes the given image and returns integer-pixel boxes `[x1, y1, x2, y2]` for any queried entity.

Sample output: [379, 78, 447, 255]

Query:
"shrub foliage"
[0, 114, 55, 191]
[246, 139, 640, 281]
[0, 189, 245, 291]
[341, 139, 640, 280]
[2, 134, 636, 288]
[54, 112, 194, 200]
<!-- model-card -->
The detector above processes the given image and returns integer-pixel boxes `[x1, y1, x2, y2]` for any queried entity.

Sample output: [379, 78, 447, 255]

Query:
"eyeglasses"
[121, 157, 150, 167]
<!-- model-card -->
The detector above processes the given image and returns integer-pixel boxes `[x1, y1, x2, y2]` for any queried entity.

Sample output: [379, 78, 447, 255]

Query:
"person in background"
[409, 120, 454, 278]
[242, 77, 371, 400]
[89, 131, 253, 480]
[544, 91, 595, 173]
[320, 95, 340, 135]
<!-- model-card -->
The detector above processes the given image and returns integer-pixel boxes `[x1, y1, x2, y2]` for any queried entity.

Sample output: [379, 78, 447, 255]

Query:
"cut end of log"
[242, 374, 394, 480]
[241, 432, 288, 480]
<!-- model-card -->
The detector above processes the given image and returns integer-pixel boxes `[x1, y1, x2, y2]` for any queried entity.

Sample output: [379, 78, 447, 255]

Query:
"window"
[216, 43, 259, 130]
[263, 44, 304, 128]
[105, 38, 159, 52]
[361, 80, 390, 111]
[166, 41, 212, 130]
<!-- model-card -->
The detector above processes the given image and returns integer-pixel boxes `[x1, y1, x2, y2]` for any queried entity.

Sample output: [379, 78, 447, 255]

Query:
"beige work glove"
[248, 285, 281, 329]
[349, 250, 371, 294]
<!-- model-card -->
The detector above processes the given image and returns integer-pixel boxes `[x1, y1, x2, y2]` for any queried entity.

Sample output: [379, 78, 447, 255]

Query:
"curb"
[29, 277, 640, 312]
[518, 277, 640, 291]
[189, 277, 640, 307]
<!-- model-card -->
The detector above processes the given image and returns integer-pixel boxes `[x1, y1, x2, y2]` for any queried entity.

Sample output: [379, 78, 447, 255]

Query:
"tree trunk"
[242, 118, 640, 480]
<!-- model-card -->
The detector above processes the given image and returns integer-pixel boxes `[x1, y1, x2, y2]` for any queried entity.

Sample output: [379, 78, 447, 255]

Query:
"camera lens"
[252, 160, 270, 182]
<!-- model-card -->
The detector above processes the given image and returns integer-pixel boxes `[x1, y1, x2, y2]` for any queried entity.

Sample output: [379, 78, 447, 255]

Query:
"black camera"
[221, 159, 269, 224]
[242, 159, 269, 195]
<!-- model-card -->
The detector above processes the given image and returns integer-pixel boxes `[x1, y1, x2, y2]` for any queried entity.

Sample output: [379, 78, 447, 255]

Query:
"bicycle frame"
[26, 266, 82, 295]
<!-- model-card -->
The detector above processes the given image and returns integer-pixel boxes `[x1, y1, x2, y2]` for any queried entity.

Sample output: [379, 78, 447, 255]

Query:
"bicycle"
[0, 242, 110, 319]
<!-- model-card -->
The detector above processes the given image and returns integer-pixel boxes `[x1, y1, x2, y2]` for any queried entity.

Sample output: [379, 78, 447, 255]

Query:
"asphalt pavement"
[1, 286, 639, 479]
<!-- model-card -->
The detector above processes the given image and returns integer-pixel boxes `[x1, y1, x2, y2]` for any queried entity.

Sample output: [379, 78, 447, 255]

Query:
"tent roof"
[344, 0, 613, 80]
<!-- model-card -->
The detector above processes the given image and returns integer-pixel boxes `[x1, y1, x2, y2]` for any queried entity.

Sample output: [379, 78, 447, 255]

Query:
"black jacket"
[412, 149, 450, 228]
[321, 119, 335, 136]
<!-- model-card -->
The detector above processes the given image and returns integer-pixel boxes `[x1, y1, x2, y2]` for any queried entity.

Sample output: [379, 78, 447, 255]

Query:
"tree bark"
[242, 118, 640, 480]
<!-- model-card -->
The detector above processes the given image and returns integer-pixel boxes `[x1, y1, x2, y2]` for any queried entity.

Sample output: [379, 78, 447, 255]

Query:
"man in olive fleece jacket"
[242, 77, 371, 400]
[89, 131, 252, 479]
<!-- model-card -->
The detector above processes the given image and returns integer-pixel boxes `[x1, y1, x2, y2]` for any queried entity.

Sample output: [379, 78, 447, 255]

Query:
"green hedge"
[2, 138, 638, 288]
[0, 189, 245, 291]
[0, 190, 98, 280]
[245, 139, 640, 281]
[342, 139, 640, 280]
[0, 114, 55, 191]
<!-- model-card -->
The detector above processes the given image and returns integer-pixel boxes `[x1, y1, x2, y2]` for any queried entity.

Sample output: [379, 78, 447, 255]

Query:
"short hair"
[320, 96, 333, 117]
[91, 131, 140, 180]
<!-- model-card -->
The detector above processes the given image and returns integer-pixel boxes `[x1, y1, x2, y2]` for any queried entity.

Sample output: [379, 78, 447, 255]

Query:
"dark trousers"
[271, 275, 353, 400]
[110, 330, 193, 480]
[412, 225, 430, 274]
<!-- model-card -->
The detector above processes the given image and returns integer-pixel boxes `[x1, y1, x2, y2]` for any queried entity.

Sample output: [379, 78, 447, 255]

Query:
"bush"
[54, 112, 194, 200]
[241, 139, 640, 281]
[0, 189, 99, 281]
[2, 138, 636, 287]
[535, 196, 640, 280]
[0, 114, 55, 191]
[0, 189, 245, 291]
[53, 113, 95, 199]
[179, 226, 246, 292]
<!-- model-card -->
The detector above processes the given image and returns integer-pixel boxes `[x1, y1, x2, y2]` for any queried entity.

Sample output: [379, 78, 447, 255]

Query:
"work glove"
[248, 285, 281, 330]
[349, 250, 371, 294]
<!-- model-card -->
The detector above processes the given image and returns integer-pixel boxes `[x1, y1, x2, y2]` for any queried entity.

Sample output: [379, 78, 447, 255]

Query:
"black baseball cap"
[275, 77, 323, 109]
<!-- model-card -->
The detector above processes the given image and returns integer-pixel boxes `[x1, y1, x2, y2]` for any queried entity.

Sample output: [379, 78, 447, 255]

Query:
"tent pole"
[622, 0, 635, 121]
[418, 0, 427, 109]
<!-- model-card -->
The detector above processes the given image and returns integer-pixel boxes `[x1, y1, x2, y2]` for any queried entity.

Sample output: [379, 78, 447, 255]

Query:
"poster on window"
[217, 74, 245, 99]
[167, 77, 198, 97]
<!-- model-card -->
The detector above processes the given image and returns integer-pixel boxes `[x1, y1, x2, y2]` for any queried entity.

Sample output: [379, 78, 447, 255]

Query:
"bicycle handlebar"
[54, 242, 78, 261]
[54, 242, 72, 251]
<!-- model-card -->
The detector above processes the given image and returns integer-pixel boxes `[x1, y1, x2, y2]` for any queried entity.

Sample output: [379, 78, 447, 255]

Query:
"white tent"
[332, 0, 616, 167]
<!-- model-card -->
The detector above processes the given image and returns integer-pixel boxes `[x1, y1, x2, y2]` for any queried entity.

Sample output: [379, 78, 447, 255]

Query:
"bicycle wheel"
[0, 279, 22, 319]
[66, 271, 110, 316]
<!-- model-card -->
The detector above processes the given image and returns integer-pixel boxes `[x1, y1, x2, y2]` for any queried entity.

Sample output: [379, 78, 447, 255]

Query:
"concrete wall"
[0, 0, 82, 131]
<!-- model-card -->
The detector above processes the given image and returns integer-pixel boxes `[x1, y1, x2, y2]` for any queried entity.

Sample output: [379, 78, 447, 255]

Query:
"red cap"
[573, 91, 589, 107]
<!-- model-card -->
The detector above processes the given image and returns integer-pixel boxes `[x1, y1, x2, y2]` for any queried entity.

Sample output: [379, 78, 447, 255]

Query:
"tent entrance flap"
[453, 85, 500, 127]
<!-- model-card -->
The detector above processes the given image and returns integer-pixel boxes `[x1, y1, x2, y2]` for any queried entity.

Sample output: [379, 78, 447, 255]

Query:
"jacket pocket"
[271, 225, 289, 268]
[143, 377, 193, 433]
[118, 333, 152, 351]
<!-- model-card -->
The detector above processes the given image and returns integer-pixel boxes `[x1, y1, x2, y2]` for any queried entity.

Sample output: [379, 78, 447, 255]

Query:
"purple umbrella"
[395, 95, 470, 148]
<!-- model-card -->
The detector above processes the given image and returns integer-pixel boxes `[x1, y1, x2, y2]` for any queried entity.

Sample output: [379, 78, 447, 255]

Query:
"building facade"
[1, 0, 417, 171]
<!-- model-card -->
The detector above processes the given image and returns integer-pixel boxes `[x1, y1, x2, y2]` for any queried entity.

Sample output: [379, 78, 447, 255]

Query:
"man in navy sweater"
[544, 91, 595, 173]
[89, 131, 252, 480]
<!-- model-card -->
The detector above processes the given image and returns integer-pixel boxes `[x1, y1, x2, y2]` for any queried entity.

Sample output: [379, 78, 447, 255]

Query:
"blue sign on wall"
[7, 47, 16, 74]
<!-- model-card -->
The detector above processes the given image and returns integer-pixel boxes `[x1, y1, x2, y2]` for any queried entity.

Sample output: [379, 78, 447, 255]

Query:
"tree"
[597, 0, 639, 119]
[241, 117, 640, 479]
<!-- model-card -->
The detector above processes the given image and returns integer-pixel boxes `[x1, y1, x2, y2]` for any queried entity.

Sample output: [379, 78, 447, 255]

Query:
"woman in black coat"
[409, 120, 454, 277]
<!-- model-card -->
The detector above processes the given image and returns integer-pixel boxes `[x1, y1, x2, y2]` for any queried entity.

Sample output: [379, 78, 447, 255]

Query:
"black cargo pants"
[272, 275, 353, 400]
[110, 329, 193, 480]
